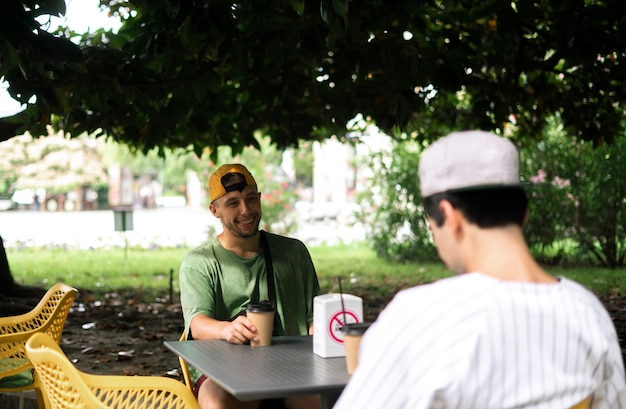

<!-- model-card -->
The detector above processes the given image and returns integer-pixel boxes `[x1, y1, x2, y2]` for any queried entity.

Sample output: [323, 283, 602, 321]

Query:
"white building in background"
[312, 126, 390, 204]
[291, 126, 391, 245]
[185, 170, 205, 208]
[286, 126, 390, 225]
[313, 137, 355, 204]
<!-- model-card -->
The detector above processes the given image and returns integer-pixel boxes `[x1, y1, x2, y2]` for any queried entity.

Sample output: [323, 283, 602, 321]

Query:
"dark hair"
[221, 172, 245, 186]
[423, 187, 528, 228]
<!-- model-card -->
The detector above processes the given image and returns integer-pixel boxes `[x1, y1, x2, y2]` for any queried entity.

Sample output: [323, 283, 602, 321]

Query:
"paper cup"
[246, 301, 275, 346]
[342, 322, 371, 374]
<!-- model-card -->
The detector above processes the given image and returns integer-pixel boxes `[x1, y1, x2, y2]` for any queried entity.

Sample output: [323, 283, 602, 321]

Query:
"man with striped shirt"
[334, 131, 626, 408]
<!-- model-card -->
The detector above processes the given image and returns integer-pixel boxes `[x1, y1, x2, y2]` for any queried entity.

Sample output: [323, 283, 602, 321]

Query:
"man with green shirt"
[179, 163, 321, 409]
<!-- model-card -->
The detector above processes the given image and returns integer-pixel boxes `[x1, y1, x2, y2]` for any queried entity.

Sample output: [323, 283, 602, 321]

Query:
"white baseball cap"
[418, 130, 521, 197]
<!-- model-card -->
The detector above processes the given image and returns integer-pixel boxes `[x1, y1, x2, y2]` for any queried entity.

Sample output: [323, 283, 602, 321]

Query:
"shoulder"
[181, 238, 220, 264]
[558, 277, 605, 306]
[394, 273, 498, 303]
[557, 277, 614, 319]
[558, 276, 599, 296]
[378, 274, 498, 328]
[376, 274, 511, 340]
[263, 231, 308, 250]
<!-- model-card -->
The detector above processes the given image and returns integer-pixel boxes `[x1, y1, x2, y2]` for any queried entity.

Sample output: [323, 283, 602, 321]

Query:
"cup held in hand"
[246, 301, 275, 346]
[341, 322, 371, 374]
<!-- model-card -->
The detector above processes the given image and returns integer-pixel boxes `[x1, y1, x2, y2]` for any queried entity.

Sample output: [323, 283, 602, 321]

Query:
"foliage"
[354, 133, 438, 262]
[520, 118, 626, 268]
[0, 131, 108, 193]
[292, 141, 315, 188]
[520, 119, 580, 258]
[0, 173, 16, 198]
[571, 135, 626, 268]
[1, 1, 625, 154]
[200, 135, 299, 235]
[356, 117, 626, 268]
[100, 142, 202, 196]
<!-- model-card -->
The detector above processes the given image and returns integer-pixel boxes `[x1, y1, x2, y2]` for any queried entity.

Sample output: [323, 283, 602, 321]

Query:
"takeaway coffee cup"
[246, 301, 275, 346]
[341, 322, 371, 374]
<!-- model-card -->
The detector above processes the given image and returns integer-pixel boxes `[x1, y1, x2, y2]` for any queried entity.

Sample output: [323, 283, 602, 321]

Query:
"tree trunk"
[0, 234, 17, 291]
[0, 235, 46, 316]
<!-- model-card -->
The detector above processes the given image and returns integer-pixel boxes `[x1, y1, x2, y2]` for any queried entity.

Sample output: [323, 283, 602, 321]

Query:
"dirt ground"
[58, 288, 626, 383]
[59, 289, 186, 381]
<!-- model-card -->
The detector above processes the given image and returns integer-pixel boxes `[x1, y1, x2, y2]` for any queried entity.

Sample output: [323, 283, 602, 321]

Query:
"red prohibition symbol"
[328, 310, 360, 343]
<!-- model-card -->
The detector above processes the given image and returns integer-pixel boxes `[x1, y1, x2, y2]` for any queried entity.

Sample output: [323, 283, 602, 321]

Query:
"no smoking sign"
[313, 293, 363, 357]
[328, 310, 360, 343]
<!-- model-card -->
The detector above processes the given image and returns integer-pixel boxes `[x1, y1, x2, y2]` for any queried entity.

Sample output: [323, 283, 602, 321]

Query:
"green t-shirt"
[179, 231, 321, 383]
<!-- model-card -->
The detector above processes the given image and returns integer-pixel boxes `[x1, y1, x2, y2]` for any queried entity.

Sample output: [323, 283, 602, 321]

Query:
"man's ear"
[438, 200, 463, 236]
[437, 200, 454, 223]
[209, 202, 219, 218]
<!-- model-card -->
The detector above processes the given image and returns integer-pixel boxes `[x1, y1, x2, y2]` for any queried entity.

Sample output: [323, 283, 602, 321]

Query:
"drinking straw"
[338, 277, 347, 325]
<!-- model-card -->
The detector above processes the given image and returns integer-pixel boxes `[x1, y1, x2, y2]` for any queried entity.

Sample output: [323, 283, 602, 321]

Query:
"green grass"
[309, 243, 453, 298]
[9, 247, 189, 296]
[545, 265, 626, 295]
[7, 243, 626, 300]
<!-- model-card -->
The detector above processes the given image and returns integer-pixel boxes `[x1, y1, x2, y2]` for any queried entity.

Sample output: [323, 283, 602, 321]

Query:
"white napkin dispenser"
[313, 293, 363, 358]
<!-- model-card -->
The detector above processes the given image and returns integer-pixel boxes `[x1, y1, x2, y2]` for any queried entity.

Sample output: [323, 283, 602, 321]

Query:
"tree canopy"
[1, 0, 624, 155]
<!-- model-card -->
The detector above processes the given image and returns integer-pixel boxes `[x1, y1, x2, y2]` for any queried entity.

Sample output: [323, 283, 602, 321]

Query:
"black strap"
[259, 230, 276, 304]
[259, 230, 280, 334]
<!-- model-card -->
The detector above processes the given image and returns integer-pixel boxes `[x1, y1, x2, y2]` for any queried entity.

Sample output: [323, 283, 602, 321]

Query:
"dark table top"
[164, 335, 349, 401]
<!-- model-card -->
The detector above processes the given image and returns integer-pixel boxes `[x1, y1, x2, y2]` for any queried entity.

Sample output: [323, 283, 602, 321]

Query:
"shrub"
[520, 122, 580, 261]
[570, 136, 626, 267]
[357, 118, 626, 268]
[355, 135, 438, 262]
[521, 118, 626, 267]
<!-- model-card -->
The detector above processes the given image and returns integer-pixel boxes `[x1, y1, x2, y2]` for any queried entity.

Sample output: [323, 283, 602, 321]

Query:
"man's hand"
[220, 315, 259, 344]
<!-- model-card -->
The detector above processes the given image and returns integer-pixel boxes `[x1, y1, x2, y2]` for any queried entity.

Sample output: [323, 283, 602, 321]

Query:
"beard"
[221, 213, 261, 238]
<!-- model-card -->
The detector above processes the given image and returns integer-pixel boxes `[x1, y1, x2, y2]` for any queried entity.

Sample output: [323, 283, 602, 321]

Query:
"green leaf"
[290, 0, 305, 16]
[332, 0, 349, 17]
[320, 0, 330, 24]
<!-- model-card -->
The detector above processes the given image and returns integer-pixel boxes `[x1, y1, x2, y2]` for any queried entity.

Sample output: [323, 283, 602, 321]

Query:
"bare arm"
[190, 314, 259, 344]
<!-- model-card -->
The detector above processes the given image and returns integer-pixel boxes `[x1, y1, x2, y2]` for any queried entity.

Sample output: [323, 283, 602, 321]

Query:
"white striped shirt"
[334, 273, 626, 408]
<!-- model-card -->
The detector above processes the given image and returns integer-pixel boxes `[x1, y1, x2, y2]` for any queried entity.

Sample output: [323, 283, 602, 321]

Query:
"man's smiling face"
[210, 181, 262, 238]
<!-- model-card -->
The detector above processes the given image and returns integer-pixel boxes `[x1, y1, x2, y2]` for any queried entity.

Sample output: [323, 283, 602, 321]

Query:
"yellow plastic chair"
[26, 332, 201, 409]
[570, 395, 591, 409]
[178, 331, 194, 393]
[0, 282, 77, 409]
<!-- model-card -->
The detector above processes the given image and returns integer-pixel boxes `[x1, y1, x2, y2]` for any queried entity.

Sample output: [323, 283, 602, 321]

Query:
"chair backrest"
[0, 283, 77, 379]
[26, 332, 201, 409]
[26, 332, 107, 409]
[178, 331, 194, 392]
[570, 395, 591, 409]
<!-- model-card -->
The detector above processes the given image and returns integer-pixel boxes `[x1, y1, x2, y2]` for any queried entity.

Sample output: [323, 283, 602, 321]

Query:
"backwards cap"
[418, 130, 520, 197]
[209, 164, 257, 202]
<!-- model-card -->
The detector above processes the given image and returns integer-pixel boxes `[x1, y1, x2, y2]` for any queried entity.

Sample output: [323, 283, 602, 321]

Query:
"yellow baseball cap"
[209, 164, 257, 202]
